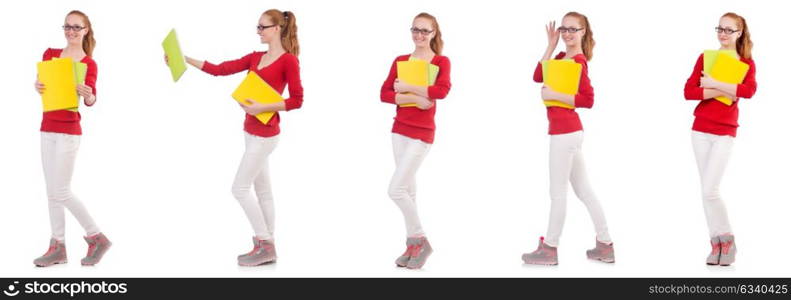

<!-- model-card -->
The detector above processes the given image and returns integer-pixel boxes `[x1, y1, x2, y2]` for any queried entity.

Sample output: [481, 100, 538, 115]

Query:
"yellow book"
[396, 60, 429, 108]
[709, 52, 749, 106]
[703, 50, 738, 74]
[231, 71, 283, 124]
[37, 57, 79, 112]
[541, 59, 581, 109]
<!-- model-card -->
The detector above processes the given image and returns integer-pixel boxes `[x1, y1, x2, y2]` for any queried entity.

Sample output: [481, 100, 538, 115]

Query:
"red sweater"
[533, 52, 594, 135]
[684, 53, 757, 137]
[380, 55, 452, 144]
[40, 48, 98, 135]
[201, 51, 303, 137]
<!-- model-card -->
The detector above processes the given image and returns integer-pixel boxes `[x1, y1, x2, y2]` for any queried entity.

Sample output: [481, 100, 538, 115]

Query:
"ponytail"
[67, 10, 95, 56]
[264, 9, 299, 56]
[564, 11, 594, 61]
[722, 12, 752, 59]
[415, 12, 443, 56]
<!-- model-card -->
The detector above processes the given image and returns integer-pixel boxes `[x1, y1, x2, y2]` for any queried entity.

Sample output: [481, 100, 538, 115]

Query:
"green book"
[74, 62, 87, 85]
[162, 28, 187, 82]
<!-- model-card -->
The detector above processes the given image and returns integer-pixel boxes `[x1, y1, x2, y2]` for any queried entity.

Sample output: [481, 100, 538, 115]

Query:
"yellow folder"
[396, 58, 440, 108]
[162, 29, 187, 82]
[541, 59, 581, 109]
[37, 57, 79, 112]
[709, 52, 749, 106]
[703, 50, 737, 74]
[231, 71, 283, 124]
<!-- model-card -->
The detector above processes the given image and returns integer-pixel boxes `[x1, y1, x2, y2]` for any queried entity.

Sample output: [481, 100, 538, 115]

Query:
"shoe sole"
[238, 258, 277, 267]
[589, 257, 615, 263]
[35, 260, 67, 267]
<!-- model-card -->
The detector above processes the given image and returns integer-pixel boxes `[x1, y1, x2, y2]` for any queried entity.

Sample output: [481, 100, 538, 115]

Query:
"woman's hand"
[699, 74, 719, 89]
[239, 99, 268, 116]
[77, 84, 93, 99]
[541, 86, 558, 101]
[414, 95, 434, 110]
[545, 21, 560, 53]
[164, 54, 170, 65]
[35, 80, 45, 94]
[394, 78, 411, 94]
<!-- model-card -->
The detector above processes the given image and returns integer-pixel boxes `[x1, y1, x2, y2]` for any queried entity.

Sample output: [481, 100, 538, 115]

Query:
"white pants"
[231, 132, 278, 241]
[691, 130, 734, 237]
[545, 131, 611, 247]
[389, 133, 431, 237]
[41, 132, 100, 241]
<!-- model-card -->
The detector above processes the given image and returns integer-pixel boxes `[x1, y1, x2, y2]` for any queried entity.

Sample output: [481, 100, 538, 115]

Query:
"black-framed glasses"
[62, 25, 85, 32]
[410, 27, 434, 36]
[715, 26, 740, 35]
[257, 24, 277, 32]
[558, 27, 584, 33]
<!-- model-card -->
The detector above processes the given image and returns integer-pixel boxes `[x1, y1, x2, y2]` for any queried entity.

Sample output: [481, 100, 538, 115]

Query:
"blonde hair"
[67, 10, 95, 56]
[564, 11, 594, 61]
[263, 9, 299, 56]
[414, 12, 443, 55]
[722, 12, 752, 59]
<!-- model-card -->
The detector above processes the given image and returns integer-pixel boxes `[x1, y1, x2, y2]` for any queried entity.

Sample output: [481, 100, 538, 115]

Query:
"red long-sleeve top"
[201, 51, 303, 137]
[533, 52, 594, 135]
[40, 48, 98, 135]
[380, 54, 451, 144]
[683, 53, 757, 137]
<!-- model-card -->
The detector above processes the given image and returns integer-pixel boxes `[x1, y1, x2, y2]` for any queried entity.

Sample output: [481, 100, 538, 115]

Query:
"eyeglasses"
[715, 27, 740, 35]
[558, 27, 584, 33]
[410, 27, 434, 36]
[257, 24, 277, 32]
[62, 25, 85, 32]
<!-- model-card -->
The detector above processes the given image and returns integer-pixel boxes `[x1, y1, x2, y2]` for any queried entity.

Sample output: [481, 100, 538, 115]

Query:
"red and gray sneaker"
[406, 237, 433, 269]
[238, 237, 277, 266]
[718, 234, 736, 266]
[586, 239, 615, 263]
[395, 237, 421, 267]
[706, 236, 721, 265]
[81, 233, 112, 266]
[522, 237, 558, 265]
[34, 238, 67, 267]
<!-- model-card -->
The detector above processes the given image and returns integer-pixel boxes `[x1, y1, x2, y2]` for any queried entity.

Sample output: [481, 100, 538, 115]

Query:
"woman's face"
[559, 16, 584, 48]
[411, 17, 435, 49]
[717, 16, 742, 48]
[63, 14, 87, 45]
[257, 14, 280, 44]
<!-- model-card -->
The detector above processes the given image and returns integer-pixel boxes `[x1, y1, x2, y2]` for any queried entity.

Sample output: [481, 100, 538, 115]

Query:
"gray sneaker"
[718, 235, 736, 266]
[395, 237, 421, 267]
[406, 237, 433, 269]
[586, 239, 615, 263]
[81, 233, 112, 266]
[238, 237, 276, 266]
[522, 237, 558, 265]
[34, 238, 67, 267]
[706, 236, 721, 265]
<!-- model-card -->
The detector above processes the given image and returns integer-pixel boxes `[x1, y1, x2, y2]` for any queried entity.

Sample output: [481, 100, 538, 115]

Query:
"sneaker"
[406, 237, 433, 269]
[33, 238, 67, 267]
[81, 233, 112, 266]
[586, 239, 615, 263]
[718, 234, 736, 266]
[238, 237, 276, 266]
[706, 236, 721, 265]
[395, 237, 421, 267]
[522, 237, 558, 265]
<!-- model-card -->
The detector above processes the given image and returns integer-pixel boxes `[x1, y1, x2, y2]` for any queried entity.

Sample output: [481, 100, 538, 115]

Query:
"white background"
[0, 0, 786, 277]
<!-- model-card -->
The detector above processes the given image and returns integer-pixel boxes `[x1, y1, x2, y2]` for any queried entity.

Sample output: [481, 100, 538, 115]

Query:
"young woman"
[380, 12, 451, 269]
[683, 12, 756, 266]
[167, 9, 303, 266]
[32, 10, 112, 267]
[522, 12, 614, 265]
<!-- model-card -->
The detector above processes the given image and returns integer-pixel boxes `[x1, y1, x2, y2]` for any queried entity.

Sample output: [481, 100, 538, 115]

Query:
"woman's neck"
[266, 40, 286, 56]
[564, 45, 583, 58]
[62, 43, 86, 57]
[412, 46, 435, 60]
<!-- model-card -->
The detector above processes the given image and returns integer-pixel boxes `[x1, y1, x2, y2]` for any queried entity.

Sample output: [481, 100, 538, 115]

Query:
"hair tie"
[283, 11, 289, 19]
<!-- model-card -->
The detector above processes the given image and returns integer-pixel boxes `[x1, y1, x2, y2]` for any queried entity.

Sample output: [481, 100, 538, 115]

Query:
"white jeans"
[389, 133, 431, 237]
[691, 130, 734, 237]
[545, 131, 611, 247]
[231, 132, 278, 241]
[41, 132, 100, 241]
